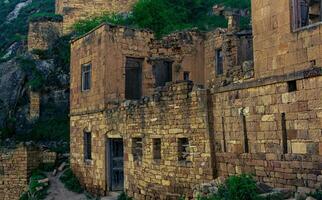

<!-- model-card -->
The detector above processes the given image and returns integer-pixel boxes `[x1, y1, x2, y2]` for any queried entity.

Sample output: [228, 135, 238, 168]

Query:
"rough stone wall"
[27, 20, 63, 52]
[252, 0, 322, 79]
[70, 24, 208, 114]
[204, 29, 254, 88]
[70, 81, 215, 198]
[29, 90, 40, 121]
[210, 69, 322, 190]
[0, 145, 42, 200]
[55, 0, 137, 33]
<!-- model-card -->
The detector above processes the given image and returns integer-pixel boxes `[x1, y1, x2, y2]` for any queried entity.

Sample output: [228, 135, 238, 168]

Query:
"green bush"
[29, 13, 63, 22]
[20, 170, 49, 200]
[17, 57, 45, 91]
[308, 190, 322, 200]
[117, 192, 133, 200]
[60, 168, 84, 193]
[39, 163, 56, 172]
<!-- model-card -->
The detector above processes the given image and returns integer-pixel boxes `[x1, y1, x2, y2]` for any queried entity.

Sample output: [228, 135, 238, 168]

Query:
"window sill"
[84, 159, 93, 165]
[293, 21, 322, 33]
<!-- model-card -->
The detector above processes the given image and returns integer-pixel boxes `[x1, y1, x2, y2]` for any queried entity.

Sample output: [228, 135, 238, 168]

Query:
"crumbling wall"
[210, 69, 322, 190]
[70, 81, 215, 198]
[0, 144, 43, 200]
[55, 0, 137, 33]
[27, 20, 63, 52]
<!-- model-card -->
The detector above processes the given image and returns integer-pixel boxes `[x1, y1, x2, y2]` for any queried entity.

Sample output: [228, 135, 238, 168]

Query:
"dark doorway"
[153, 60, 173, 87]
[125, 58, 143, 100]
[108, 139, 124, 191]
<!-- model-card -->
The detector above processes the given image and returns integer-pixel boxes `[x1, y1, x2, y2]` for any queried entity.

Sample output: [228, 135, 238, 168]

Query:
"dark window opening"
[84, 132, 92, 160]
[183, 71, 190, 81]
[153, 138, 162, 160]
[153, 60, 173, 87]
[132, 138, 143, 162]
[81, 63, 92, 91]
[281, 113, 288, 154]
[215, 49, 224, 75]
[0, 166, 4, 176]
[125, 58, 143, 100]
[178, 138, 190, 162]
[288, 80, 297, 92]
[222, 116, 227, 153]
[292, 0, 322, 29]
[241, 114, 249, 153]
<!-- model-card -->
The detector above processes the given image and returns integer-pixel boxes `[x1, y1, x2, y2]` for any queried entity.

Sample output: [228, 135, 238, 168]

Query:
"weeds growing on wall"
[72, 0, 252, 38]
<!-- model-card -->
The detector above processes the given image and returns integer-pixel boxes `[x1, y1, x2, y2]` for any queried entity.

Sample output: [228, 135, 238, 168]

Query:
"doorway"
[108, 139, 124, 191]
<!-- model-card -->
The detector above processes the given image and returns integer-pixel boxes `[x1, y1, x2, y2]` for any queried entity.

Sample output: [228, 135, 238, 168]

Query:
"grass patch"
[60, 168, 84, 193]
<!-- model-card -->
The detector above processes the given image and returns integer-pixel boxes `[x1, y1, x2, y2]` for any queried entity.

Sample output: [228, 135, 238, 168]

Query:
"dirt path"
[44, 171, 120, 200]
[45, 171, 88, 200]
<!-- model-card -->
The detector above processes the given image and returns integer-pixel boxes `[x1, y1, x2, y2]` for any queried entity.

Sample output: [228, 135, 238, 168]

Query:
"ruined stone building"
[68, 0, 322, 199]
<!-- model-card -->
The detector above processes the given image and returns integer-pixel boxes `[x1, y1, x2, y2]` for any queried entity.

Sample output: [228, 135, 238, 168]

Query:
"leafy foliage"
[15, 116, 69, 142]
[17, 57, 44, 91]
[19, 170, 49, 200]
[60, 168, 84, 193]
[213, 0, 251, 9]
[308, 190, 322, 200]
[197, 174, 260, 200]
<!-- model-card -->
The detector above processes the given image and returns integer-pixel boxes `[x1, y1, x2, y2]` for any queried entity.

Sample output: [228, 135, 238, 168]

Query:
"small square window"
[178, 138, 190, 162]
[81, 63, 92, 91]
[84, 132, 92, 160]
[153, 138, 161, 160]
[288, 80, 297, 92]
[215, 49, 224, 76]
[132, 138, 143, 162]
[183, 71, 190, 81]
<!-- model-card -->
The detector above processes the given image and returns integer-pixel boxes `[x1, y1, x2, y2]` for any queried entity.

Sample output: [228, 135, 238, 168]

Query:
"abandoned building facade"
[69, 0, 322, 199]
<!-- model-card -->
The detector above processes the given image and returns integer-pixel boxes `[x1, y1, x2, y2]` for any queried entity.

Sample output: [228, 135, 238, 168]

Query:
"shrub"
[308, 190, 322, 200]
[117, 192, 133, 200]
[59, 168, 83, 193]
[17, 57, 45, 91]
[20, 170, 49, 200]
[29, 13, 63, 22]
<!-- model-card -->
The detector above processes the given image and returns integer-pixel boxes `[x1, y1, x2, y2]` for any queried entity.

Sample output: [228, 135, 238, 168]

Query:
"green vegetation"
[0, 0, 56, 55]
[17, 57, 44, 91]
[197, 174, 270, 200]
[29, 13, 63, 22]
[60, 168, 84, 193]
[117, 192, 133, 200]
[72, 0, 251, 38]
[16, 116, 69, 142]
[19, 170, 49, 200]
[308, 190, 322, 200]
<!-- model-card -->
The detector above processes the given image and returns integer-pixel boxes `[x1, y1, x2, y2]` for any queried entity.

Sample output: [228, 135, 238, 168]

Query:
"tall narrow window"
[215, 49, 224, 75]
[84, 132, 92, 160]
[132, 138, 143, 162]
[153, 138, 161, 160]
[222, 116, 227, 153]
[81, 63, 92, 91]
[178, 138, 190, 162]
[281, 113, 288, 154]
[292, 0, 322, 29]
[241, 114, 249, 153]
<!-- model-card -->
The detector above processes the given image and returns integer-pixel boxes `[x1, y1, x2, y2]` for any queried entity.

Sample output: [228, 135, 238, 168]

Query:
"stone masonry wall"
[0, 144, 42, 200]
[252, 0, 322, 79]
[28, 20, 63, 52]
[55, 0, 137, 33]
[210, 70, 322, 191]
[70, 81, 215, 198]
